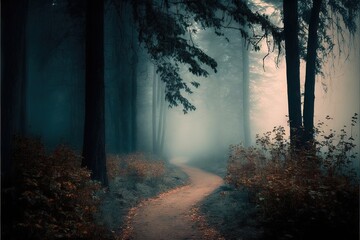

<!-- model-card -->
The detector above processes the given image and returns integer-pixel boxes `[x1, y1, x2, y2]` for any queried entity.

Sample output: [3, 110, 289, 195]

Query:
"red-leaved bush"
[8, 137, 112, 239]
[226, 115, 359, 239]
[107, 153, 165, 182]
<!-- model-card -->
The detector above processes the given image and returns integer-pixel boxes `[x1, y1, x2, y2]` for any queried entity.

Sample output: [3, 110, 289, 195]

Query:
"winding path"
[129, 158, 223, 240]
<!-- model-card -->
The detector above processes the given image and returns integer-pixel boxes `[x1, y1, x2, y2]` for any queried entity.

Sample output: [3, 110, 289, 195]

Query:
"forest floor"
[96, 158, 190, 236]
[189, 157, 266, 240]
[121, 158, 224, 240]
[98, 156, 265, 240]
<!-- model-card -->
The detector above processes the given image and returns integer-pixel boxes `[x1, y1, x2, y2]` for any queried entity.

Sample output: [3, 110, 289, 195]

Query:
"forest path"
[128, 158, 223, 240]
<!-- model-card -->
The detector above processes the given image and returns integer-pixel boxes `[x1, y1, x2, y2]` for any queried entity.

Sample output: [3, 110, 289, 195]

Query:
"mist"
[2, 1, 360, 239]
[136, 23, 360, 167]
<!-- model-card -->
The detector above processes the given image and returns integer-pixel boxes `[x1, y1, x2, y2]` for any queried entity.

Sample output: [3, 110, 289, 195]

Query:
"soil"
[97, 160, 189, 234]
[128, 158, 224, 240]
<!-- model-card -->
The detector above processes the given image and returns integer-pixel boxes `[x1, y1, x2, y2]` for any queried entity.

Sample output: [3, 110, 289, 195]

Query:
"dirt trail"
[130, 158, 223, 240]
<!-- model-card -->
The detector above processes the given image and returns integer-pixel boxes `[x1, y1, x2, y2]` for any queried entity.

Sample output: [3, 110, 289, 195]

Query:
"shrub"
[107, 153, 165, 182]
[226, 115, 359, 239]
[8, 137, 112, 240]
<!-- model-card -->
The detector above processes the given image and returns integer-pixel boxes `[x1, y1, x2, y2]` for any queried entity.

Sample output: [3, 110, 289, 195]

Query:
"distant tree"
[152, 65, 167, 155]
[152, 66, 158, 154]
[131, 0, 278, 114]
[241, 37, 251, 147]
[82, 0, 108, 186]
[222, 0, 283, 146]
[130, 27, 138, 151]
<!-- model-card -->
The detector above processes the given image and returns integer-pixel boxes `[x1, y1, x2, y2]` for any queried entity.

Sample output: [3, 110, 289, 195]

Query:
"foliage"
[10, 137, 112, 240]
[298, 0, 360, 76]
[107, 153, 165, 182]
[130, 0, 282, 113]
[226, 115, 359, 239]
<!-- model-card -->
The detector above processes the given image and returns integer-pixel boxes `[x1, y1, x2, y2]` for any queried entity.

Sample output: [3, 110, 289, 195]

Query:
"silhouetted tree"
[82, 0, 108, 186]
[1, 0, 29, 236]
[303, 0, 322, 144]
[283, 0, 303, 147]
[301, 0, 360, 144]
[1, 0, 29, 184]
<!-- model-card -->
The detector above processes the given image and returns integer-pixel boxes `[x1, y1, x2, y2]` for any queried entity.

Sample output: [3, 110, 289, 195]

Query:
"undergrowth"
[226, 114, 359, 239]
[3, 138, 185, 239]
[4, 137, 112, 240]
[107, 153, 165, 183]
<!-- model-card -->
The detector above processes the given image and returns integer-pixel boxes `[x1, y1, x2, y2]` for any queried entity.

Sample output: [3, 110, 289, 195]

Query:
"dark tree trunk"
[82, 0, 108, 186]
[152, 66, 158, 154]
[1, 0, 28, 186]
[283, 0, 303, 147]
[1, 0, 28, 236]
[303, 0, 322, 144]
[130, 48, 138, 152]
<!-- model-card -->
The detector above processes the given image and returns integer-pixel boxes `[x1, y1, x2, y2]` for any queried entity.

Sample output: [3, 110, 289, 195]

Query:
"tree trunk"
[152, 65, 158, 154]
[130, 29, 138, 152]
[156, 80, 167, 156]
[242, 37, 251, 147]
[283, 0, 303, 147]
[303, 0, 322, 144]
[1, 0, 28, 236]
[1, 0, 28, 185]
[82, 0, 108, 186]
[159, 83, 167, 155]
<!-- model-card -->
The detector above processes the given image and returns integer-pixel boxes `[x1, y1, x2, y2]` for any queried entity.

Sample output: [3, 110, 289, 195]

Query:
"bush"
[226, 115, 359, 239]
[7, 137, 112, 240]
[107, 153, 165, 182]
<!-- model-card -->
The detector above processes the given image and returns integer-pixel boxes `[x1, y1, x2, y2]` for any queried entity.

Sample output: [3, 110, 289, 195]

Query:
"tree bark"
[82, 0, 108, 186]
[283, 0, 303, 147]
[303, 0, 322, 144]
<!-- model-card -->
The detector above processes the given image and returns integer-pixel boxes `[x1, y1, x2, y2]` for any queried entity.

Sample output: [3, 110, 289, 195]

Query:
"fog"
[19, 0, 360, 166]
[3, 2, 360, 239]
[137, 21, 360, 165]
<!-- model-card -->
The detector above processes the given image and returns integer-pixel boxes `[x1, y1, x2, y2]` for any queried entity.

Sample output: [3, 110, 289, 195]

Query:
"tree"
[82, 0, 108, 186]
[242, 35, 251, 147]
[152, 66, 158, 154]
[303, 0, 322, 144]
[130, 26, 138, 151]
[247, 0, 359, 148]
[301, 0, 360, 144]
[1, 0, 29, 186]
[283, 0, 303, 147]
[152, 65, 167, 155]
[1, 0, 29, 236]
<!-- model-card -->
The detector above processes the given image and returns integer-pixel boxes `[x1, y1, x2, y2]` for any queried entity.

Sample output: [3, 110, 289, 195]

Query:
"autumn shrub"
[226, 115, 359, 238]
[9, 137, 112, 240]
[107, 153, 165, 182]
